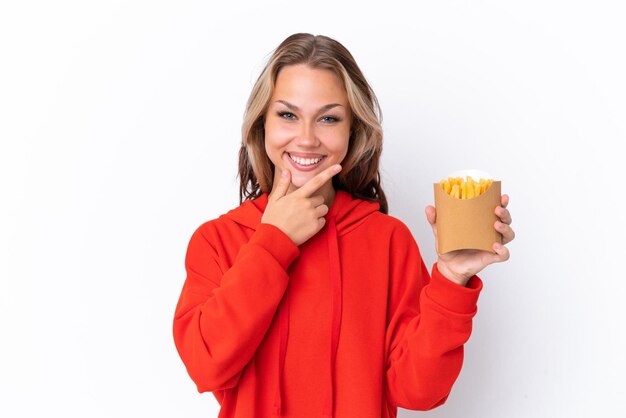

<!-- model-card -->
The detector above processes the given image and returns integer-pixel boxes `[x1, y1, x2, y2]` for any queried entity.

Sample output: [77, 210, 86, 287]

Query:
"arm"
[172, 222, 299, 393]
[384, 223, 482, 410]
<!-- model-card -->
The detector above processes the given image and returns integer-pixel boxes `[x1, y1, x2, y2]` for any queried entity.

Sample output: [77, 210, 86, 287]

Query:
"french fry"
[451, 184, 460, 199]
[440, 178, 451, 194]
[440, 176, 494, 199]
[467, 182, 475, 199]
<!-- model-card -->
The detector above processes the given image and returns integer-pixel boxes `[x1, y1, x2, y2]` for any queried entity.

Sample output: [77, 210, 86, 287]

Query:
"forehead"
[272, 64, 348, 104]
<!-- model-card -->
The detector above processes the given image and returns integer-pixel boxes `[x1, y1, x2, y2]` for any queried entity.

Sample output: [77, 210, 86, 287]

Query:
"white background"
[1, 1, 625, 417]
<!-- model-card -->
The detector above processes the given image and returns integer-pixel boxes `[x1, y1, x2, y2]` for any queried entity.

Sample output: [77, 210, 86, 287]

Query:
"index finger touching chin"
[297, 164, 342, 197]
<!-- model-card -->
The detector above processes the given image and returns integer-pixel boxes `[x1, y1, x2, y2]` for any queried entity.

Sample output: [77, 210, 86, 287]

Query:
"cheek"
[264, 122, 294, 155]
[326, 129, 351, 159]
[265, 123, 285, 164]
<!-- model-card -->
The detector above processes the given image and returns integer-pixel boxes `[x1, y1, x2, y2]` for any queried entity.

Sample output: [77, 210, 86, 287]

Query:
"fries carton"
[433, 171, 502, 254]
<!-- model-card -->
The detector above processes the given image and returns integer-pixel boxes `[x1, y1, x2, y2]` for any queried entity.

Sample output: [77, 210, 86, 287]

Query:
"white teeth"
[289, 153, 323, 166]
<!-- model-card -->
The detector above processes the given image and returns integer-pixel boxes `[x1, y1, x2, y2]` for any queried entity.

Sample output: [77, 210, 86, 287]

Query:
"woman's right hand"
[261, 165, 341, 246]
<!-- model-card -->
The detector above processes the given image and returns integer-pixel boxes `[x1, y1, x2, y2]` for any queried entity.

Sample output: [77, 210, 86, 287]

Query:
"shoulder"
[184, 217, 229, 257]
[187, 199, 258, 248]
[190, 217, 224, 242]
[366, 211, 425, 262]
[367, 211, 415, 238]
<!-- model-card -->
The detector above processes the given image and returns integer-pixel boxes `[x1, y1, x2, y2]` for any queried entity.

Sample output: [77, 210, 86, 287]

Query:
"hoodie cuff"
[249, 223, 300, 269]
[425, 263, 483, 314]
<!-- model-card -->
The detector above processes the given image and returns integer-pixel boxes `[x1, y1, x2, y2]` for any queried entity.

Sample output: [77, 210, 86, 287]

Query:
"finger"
[495, 220, 516, 243]
[295, 164, 342, 197]
[315, 204, 329, 218]
[425, 205, 437, 226]
[425, 205, 438, 242]
[495, 206, 512, 225]
[483, 242, 511, 266]
[500, 194, 510, 209]
[309, 194, 325, 208]
[492, 242, 510, 262]
[270, 169, 291, 201]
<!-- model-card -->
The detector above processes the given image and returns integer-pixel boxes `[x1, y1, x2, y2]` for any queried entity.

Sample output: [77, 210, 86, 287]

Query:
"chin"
[289, 171, 314, 188]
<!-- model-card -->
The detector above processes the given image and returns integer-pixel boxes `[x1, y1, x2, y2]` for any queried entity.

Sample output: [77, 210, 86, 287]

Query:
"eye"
[277, 111, 296, 120]
[321, 116, 341, 123]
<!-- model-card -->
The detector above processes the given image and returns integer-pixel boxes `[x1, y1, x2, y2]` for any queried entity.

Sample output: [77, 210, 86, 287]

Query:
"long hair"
[238, 33, 388, 214]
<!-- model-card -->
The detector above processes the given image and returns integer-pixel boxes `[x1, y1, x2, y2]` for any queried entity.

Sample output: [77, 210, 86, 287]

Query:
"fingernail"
[333, 164, 341, 173]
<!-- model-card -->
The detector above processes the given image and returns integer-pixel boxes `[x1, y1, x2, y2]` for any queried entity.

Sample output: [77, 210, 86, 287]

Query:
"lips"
[286, 152, 326, 171]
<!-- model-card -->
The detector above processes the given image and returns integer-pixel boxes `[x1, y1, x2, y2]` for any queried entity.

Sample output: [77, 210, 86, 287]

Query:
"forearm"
[386, 266, 482, 410]
[173, 223, 299, 392]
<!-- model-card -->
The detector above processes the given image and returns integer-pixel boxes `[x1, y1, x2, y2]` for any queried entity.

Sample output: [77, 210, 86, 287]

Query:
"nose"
[295, 121, 320, 147]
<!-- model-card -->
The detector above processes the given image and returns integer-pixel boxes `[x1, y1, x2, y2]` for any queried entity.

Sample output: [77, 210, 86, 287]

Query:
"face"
[264, 64, 352, 195]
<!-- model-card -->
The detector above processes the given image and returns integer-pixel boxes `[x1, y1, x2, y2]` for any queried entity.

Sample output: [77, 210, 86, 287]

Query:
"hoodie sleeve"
[384, 222, 482, 411]
[173, 222, 300, 394]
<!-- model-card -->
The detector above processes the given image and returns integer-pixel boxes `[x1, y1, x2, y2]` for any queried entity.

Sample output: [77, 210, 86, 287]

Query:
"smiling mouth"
[287, 152, 326, 167]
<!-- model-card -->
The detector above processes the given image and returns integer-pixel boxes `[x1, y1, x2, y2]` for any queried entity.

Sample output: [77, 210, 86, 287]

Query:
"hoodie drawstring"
[323, 218, 342, 418]
[273, 287, 290, 416]
[273, 218, 343, 417]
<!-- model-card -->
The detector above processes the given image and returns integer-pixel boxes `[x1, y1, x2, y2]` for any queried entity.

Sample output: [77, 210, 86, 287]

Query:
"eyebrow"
[275, 100, 344, 113]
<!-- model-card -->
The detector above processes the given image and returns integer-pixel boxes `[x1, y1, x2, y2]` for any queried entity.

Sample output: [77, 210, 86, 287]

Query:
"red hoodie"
[173, 190, 482, 418]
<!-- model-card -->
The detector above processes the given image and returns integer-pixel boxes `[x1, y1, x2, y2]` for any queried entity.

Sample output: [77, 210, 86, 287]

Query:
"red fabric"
[173, 190, 483, 418]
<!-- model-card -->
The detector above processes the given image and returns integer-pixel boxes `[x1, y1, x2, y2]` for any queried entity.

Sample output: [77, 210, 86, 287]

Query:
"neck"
[286, 182, 336, 208]
[320, 185, 336, 208]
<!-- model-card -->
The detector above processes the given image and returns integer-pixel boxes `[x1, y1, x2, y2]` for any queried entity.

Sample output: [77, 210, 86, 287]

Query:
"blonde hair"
[239, 33, 388, 213]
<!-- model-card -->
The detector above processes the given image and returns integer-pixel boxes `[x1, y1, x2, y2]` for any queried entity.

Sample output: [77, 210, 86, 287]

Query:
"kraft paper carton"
[433, 179, 502, 254]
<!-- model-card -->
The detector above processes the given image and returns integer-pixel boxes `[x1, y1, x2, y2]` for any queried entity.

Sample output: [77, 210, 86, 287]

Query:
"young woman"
[173, 33, 515, 418]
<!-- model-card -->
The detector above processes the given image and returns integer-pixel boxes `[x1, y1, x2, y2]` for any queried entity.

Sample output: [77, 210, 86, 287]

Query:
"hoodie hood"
[224, 189, 380, 236]
[223, 190, 380, 417]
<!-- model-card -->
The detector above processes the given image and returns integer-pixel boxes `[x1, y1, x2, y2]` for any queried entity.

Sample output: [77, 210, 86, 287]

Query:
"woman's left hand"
[425, 194, 515, 286]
